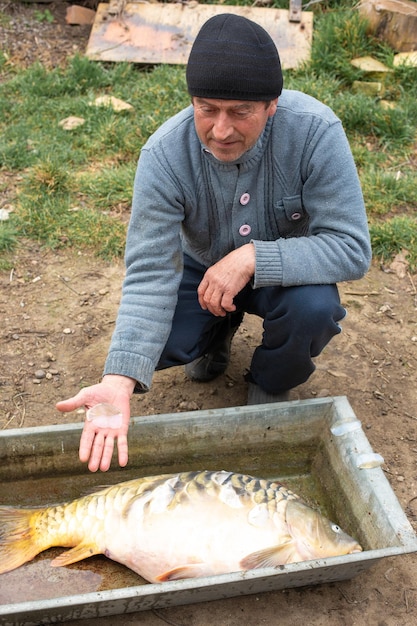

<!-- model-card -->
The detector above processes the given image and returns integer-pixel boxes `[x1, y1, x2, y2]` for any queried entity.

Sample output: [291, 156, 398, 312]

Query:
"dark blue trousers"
[157, 254, 345, 394]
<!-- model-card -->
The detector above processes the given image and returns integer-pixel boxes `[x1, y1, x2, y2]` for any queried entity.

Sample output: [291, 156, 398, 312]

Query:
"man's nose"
[212, 113, 233, 140]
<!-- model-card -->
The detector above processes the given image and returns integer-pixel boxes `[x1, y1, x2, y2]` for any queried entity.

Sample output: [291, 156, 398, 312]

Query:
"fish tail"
[0, 506, 45, 574]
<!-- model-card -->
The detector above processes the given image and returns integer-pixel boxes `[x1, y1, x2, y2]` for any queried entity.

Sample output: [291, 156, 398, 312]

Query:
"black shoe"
[185, 313, 243, 382]
[247, 382, 290, 405]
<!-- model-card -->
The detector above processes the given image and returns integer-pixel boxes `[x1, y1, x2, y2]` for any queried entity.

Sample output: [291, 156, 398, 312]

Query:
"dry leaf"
[390, 250, 409, 279]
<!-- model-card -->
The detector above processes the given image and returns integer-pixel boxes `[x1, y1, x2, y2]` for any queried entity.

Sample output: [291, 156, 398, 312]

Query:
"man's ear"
[268, 98, 279, 117]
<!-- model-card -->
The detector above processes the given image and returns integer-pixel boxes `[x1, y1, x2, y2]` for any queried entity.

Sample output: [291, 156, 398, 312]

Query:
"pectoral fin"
[50, 543, 101, 567]
[156, 563, 207, 582]
[240, 541, 299, 570]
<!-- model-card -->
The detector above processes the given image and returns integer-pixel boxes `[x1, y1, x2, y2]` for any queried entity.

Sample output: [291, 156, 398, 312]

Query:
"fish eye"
[331, 523, 341, 533]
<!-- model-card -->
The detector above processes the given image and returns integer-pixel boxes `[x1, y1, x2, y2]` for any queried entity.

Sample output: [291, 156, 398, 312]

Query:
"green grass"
[370, 217, 417, 268]
[0, 2, 416, 269]
[0, 61, 189, 261]
[0, 222, 17, 253]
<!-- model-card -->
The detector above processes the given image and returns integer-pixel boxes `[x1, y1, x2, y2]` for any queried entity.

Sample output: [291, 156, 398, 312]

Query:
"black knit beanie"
[186, 13, 283, 101]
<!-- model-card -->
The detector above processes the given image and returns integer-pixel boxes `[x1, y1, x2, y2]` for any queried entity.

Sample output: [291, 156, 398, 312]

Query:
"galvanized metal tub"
[0, 396, 416, 625]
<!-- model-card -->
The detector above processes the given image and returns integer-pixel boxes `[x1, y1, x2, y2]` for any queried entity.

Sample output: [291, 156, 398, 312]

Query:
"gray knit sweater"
[104, 89, 372, 390]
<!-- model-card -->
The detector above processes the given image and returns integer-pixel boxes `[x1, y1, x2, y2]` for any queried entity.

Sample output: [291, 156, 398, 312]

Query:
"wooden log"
[357, 0, 417, 52]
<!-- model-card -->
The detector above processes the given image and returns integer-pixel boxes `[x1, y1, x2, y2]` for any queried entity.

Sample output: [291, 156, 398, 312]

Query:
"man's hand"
[56, 374, 136, 472]
[198, 244, 255, 316]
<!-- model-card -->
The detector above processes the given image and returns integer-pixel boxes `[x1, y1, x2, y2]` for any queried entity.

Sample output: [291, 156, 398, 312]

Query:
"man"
[57, 14, 371, 472]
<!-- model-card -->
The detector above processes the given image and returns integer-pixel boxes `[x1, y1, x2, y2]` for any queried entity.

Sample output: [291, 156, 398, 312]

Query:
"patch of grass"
[0, 60, 188, 172]
[0, 60, 189, 259]
[309, 9, 376, 84]
[0, 221, 17, 254]
[360, 168, 417, 217]
[78, 162, 136, 212]
[22, 158, 70, 196]
[16, 191, 127, 260]
[5, 56, 116, 99]
[10, 154, 128, 260]
[0, 4, 416, 268]
[370, 217, 417, 271]
[34, 9, 54, 23]
[335, 94, 415, 147]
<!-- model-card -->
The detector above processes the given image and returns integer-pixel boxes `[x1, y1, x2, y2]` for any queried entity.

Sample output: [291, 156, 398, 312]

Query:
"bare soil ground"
[1, 3, 417, 625]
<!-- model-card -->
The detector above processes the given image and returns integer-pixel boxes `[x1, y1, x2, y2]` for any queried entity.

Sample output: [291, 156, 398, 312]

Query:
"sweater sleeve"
[252, 120, 371, 288]
[103, 147, 185, 390]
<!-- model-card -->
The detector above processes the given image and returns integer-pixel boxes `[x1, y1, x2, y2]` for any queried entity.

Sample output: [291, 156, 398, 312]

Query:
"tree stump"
[357, 0, 417, 52]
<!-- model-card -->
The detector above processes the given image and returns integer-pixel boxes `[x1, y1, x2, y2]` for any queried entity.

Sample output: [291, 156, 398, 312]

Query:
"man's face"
[193, 97, 278, 162]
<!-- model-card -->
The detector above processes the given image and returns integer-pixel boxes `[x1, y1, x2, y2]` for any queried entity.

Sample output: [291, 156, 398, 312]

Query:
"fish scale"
[168, 470, 299, 505]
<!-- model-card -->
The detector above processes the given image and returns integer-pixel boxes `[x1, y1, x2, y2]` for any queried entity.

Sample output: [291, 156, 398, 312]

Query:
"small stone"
[177, 400, 200, 411]
[393, 51, 417, 68]
[49, 369, 59, 376]
[91, 95, 134, 112]
[350, 56, 392, 76]
[63, 328, 72, 334]
[34, 369, 46, 379]
[397, 476, 405, 482]
[32, 379, 42, 385]
[45, 372, 53, 380]
[12, 334, 19, 340]
[59, 116, 85, 131]
[352, 80, 384, 97]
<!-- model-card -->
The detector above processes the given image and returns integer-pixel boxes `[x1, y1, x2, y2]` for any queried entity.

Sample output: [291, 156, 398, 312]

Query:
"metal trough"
[0, 396, 416, 625]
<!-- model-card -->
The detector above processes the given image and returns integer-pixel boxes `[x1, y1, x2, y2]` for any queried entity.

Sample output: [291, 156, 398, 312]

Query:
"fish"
[0, 470, 362, 583]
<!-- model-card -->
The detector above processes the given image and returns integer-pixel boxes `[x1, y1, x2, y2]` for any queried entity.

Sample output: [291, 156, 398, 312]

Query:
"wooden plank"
[85, 3, 313, 68]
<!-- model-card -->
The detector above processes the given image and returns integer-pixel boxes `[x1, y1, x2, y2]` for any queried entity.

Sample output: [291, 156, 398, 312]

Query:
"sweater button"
[239, 224, 251, 236]
[239, 193, 250, 205]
